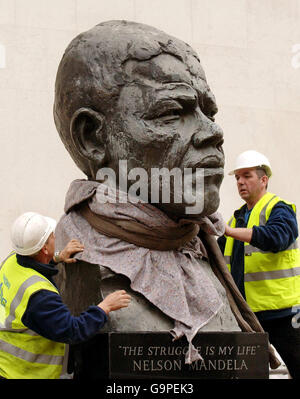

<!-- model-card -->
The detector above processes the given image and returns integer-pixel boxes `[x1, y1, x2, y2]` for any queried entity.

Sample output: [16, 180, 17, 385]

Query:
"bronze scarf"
[79, 202, 200, 251]
[79, 201, 280, 369]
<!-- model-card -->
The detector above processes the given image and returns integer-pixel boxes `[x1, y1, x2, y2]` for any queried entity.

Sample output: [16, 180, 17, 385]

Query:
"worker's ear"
[261, 175, 268, 188]
[70, 108, 107, 167]
[40, 245, 48, 256]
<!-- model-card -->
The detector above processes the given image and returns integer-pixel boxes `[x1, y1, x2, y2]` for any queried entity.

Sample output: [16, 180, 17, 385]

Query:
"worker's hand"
[225, 224, 232, 236]
[98, 290, 131, 315]
[58, 240, 85, 263]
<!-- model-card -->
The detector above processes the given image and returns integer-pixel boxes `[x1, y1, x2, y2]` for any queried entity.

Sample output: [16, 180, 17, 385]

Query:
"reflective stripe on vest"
[224, 255, 231, 265]
[244, 266, 300, 282]
[257, 194, 277, 225]
[2, 275, 50, 329]
[0, 339, 64, 365]
[0, 253, 65, 379]
[0, 251, 15, 271]
[244, 240, 299, 256]
[224, 192, 300, 312]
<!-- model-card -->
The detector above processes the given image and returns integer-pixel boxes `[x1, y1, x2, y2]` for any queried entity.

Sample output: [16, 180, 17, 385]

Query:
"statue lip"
[203, 167, 224, 177]
[189, 155, 225, 170]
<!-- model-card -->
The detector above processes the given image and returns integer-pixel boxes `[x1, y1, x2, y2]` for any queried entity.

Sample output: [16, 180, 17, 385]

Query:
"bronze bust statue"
[53, 21, 279, 369]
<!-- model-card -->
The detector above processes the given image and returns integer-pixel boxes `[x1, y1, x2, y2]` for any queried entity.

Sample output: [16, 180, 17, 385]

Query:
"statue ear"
[70, 107, 107, 166]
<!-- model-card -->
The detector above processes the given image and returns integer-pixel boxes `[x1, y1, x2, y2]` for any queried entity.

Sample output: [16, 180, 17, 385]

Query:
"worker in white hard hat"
[218, 150, 300, 378]
[0, 212, 131, 379]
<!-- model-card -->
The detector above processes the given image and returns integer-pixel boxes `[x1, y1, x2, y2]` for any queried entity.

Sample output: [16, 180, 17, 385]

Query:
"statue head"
[54, 20, 224, 218]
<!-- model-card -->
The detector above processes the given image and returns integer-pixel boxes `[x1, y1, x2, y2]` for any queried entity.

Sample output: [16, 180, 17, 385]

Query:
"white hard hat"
[11, 212, 56, 256]
[229, 150, 272, 178]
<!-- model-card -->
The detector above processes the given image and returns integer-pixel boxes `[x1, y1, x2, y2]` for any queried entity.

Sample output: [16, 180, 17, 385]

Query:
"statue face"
[105, 52, 224, 217]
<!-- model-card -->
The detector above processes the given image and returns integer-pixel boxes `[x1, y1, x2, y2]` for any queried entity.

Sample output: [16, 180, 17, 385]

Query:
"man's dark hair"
[255, 167, 268, 188]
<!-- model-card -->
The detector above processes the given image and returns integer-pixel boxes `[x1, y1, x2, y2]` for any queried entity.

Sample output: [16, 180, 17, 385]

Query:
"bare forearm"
[225, 226, 253, 243]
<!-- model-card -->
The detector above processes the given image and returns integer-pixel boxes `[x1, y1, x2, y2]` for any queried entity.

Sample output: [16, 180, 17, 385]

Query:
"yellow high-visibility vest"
[224, 192, 300, 312]
[0, 252, 66, 379]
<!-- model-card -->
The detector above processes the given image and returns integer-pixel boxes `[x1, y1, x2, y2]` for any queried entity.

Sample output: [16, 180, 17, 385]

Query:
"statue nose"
[192, 125, 224, 150]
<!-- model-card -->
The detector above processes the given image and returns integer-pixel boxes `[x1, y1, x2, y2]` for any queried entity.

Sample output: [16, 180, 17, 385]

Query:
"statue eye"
[157, 108, 182, 121]
[144, 100, 183, 121]
[144, 96, 198, 123]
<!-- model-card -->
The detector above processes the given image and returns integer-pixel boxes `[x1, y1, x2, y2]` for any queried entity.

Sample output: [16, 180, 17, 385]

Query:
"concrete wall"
[0, 0, 300, 259]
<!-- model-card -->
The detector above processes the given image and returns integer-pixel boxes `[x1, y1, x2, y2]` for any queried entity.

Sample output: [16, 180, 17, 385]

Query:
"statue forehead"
[123, 53, 208, 91]
[74, 21, 205, 80]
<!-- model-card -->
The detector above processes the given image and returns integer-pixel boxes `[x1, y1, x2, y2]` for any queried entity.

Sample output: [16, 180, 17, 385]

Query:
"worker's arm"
[223, 202, 298, 252]
[225, 225, 253, 243]
[22, 290, 130, 344]
[251, 203, 298, 252]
